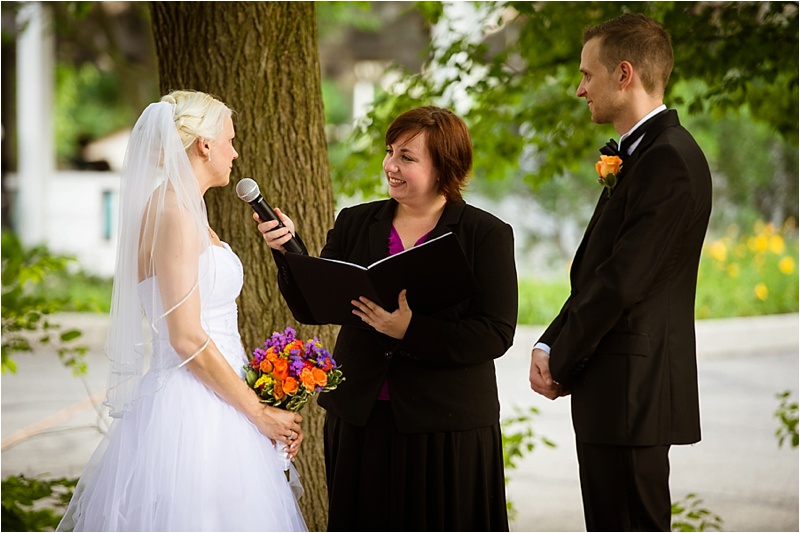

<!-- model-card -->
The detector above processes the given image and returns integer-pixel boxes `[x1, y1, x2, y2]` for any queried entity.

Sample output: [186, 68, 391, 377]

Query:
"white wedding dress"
[59, 243, 307, 532]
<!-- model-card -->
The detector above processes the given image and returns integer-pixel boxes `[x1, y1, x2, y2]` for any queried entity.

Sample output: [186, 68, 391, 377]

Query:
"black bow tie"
[600, 138, 627, 161]
[600, 109, 670, 160]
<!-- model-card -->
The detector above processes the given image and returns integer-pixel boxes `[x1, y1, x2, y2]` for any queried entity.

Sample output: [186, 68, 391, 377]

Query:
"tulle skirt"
[58, 365, 307, 532]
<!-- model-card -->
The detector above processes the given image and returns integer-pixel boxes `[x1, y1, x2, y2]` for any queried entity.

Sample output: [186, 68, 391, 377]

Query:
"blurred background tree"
[329, 2, 798, 264]
[1, 0, 795, 315]
[0, 3, 796, 529]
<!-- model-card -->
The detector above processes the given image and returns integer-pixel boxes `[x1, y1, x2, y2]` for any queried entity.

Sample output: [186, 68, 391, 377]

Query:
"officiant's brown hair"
[385, 106, 472, 202]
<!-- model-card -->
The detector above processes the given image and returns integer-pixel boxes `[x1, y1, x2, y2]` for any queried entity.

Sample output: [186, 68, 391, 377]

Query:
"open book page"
[284, 232, 478, 327]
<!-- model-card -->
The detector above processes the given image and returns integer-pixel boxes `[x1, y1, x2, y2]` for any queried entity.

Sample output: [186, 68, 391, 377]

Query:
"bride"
[58, 90, 308, 532]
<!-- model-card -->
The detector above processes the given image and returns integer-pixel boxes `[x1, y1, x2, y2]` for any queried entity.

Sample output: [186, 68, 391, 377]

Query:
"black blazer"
[272, 199, 518, 433]
[540, 110, 712, 446]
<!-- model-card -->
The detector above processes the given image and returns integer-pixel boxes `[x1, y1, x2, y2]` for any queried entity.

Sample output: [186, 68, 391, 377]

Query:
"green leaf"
[59, 329, 82, 342]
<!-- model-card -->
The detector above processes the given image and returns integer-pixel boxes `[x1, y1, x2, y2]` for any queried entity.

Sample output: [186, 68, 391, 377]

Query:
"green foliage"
[328, 1, 798, 230]
[55, 61, 137, 166]
[695, 221, 799, 319]
[316, 1, 383, 37]
[671, 493, 723, 532]
[661, 2, 798, 142]
[32, 268, 113, 315]
[517, 276, 570, 326]
[501, 405, 556, 519]
[1, 230, 87, 375]
[516, 219, 798, 325]
[677, 100, 799, 231]
[774, 390, 799, 449]
[1, 475, 77, 532]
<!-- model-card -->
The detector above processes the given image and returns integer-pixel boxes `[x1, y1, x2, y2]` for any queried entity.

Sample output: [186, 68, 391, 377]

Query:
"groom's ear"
[618, 61, 635, 90]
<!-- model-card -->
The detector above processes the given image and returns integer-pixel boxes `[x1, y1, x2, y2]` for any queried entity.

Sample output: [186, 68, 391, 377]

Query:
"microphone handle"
[249, 196, 304, 255]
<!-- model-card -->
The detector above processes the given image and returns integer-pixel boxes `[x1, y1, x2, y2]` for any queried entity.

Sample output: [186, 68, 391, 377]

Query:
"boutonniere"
[595, 155, 623, 198]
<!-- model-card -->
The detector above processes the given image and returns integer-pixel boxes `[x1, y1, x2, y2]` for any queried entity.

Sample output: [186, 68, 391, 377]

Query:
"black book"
[284, 232, 479, 327]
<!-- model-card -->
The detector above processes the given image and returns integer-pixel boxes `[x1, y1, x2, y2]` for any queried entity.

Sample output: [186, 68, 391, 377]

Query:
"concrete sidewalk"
[2, 313, 798, 531]
[497, 314, 798, 532]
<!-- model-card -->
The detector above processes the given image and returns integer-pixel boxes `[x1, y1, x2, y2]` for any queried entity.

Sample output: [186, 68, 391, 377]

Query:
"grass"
[42, 221, 797, 324]
[695, 220, 798, 319]
[35, 269, 114, 314]
[517, 220, 798, 325]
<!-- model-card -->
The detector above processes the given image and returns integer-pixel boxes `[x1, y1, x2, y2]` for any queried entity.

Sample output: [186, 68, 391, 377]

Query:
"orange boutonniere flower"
[595, 155, 623, 198]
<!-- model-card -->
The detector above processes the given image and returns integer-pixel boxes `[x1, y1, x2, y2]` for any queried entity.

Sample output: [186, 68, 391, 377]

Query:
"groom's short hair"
[584, 13, 673, 96]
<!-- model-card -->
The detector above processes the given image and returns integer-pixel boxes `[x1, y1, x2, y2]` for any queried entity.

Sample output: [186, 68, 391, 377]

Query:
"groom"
[529, 13, 712, 531]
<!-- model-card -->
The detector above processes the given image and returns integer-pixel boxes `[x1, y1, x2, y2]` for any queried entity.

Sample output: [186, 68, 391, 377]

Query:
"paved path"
[2, 313, 798, 531]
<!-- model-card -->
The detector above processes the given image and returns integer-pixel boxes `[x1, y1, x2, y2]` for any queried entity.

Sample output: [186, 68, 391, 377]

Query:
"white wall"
[7, 171, 121, 278]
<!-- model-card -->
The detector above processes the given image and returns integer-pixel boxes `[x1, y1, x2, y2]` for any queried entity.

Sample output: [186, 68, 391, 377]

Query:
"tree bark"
[150, 2, 335, 529]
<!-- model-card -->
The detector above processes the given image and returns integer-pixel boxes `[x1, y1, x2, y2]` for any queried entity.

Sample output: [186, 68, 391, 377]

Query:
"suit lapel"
[573, 110, 681, 269]
[430, 200, 465, 239]
[618, 110, 679, 178]
[367, 199, 465, 263]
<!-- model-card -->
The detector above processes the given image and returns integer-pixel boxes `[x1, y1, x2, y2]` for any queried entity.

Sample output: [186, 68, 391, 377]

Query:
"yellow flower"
[754, 283, 769, 301]
[726, 264, 740, 278]
[769, 235, 786, 254]
[709, 241, 727, 262]
[749, 235, 769, 253]
[254, 375, 272, 389]
[779, 256, 795, 275]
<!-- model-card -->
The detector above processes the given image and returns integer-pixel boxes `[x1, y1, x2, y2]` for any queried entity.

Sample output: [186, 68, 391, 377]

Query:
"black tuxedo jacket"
[540, 110, 712, 446]
[272, 199, 518, 433]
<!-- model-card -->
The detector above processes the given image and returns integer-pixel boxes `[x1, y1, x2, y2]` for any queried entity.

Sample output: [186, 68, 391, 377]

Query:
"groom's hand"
[529, 348, 562, 400]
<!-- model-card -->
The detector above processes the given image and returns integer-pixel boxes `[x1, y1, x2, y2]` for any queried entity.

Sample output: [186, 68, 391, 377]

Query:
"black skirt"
[324, 401, 509, 532]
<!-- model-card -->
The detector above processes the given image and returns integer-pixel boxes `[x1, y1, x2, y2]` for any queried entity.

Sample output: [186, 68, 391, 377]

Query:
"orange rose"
[300, 367, 316, 392]
[273, 378, 285, 400]
[272, 358, 289, 381]
[283, 376, 299, 395]
[259, 359, 274, 373]
[595, 155, 622, 197]
[311, 367, 328, 388]
[595, 155, 622, 179]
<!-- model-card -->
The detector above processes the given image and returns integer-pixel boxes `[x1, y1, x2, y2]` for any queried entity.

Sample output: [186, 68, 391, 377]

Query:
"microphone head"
[236, 178, 261, 203]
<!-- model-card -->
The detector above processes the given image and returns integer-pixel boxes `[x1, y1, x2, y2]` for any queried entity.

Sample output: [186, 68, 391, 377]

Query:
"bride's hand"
[286, 427, 304, 461]
[255, 209, 296, 254]
[251, 404, 303, 447]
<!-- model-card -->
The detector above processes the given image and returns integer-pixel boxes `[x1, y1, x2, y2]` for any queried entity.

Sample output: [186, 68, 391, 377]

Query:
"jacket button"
[384, 351, 393, 360]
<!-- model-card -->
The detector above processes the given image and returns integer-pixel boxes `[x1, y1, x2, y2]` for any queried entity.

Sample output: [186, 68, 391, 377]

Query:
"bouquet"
[244, 327, 344, 413]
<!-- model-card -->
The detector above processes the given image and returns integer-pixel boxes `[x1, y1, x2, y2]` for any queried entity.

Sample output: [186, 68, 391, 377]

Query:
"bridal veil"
[104, 97, 218, 418]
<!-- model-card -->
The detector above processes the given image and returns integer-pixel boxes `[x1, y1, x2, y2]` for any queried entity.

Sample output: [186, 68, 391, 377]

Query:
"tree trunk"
[150, 2, 335, 529]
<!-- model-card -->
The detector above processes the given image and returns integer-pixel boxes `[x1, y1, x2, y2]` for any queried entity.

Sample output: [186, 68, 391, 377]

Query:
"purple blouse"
[377, 226, 431, 401]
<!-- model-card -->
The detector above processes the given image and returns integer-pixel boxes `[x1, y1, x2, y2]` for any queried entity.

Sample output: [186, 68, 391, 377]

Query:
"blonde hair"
[160, 90, 233, 150]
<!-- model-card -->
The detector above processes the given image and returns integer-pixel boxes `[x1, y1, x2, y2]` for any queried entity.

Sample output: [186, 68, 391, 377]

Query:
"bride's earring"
[207, 152, 211, 162]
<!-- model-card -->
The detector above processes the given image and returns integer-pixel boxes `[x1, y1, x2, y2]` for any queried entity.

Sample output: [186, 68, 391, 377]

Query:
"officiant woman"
[259, 106, 518, 531]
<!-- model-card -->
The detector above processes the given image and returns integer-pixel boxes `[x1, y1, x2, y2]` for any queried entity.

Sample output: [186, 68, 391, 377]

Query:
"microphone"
[236, 178, 303, 254]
